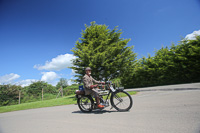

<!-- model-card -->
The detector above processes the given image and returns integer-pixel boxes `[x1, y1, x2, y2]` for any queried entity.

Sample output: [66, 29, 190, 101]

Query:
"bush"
[0, 85, 20, 106]
[121, 36, 200, 88]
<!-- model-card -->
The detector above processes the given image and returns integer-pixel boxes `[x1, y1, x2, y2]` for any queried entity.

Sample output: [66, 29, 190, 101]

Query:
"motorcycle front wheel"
[77, 95, 94, 113]
[111, 90, 133, 112]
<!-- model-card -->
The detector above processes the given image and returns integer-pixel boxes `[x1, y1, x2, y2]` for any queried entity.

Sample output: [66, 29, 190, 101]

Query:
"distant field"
[0, 91, 136, 113]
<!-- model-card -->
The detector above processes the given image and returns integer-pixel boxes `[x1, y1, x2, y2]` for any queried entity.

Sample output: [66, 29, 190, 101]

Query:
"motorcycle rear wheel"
[77, 95, 94, 113]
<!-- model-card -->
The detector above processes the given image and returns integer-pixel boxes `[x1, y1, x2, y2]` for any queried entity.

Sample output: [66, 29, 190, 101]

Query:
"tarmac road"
[0, 83, 200, 133]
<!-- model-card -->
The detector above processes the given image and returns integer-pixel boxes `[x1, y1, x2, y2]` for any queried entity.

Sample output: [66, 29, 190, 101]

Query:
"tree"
[26, 81, 57, 97]
[56, 78, 68, 89]
[0, 84, 21, 106]
[70, 21, 137, 83]
[172, 36, 200, 82]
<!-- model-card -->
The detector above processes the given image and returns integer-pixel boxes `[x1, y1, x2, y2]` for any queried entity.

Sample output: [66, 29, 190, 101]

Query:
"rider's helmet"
[85, 67, 92, 71]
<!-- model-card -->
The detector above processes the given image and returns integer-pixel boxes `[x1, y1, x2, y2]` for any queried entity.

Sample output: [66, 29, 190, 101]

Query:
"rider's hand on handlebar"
[93, 84, 98, 88]
[90, 84, 98, 89]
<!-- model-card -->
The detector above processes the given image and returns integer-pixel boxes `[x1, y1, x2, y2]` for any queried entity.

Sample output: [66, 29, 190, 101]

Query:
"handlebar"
[97, 81, 112, 85]
[97, 81, 115, 90]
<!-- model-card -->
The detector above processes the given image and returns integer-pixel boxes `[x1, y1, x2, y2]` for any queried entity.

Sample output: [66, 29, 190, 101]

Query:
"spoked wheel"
[111, 90, 133, 112]
[77, 95, 94, 113]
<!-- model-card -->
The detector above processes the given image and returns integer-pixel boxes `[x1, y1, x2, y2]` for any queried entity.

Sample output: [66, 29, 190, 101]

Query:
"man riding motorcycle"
[83, 67, 105, 109]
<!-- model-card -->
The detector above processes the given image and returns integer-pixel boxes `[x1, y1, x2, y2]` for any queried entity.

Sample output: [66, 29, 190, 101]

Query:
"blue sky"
[0, 0, 200, 86]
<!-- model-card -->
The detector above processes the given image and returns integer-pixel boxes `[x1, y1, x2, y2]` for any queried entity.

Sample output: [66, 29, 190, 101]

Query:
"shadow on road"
[72, 109, 118, 114]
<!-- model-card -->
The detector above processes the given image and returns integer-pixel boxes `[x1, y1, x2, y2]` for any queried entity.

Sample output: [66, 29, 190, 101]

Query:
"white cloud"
[68, 78, 75, 86]
[41, 71, 59, 83]
[34, 53, 76, 71]
[0, 73, 20, 84]
[16, 79, 38, 87]
[185, 30, 200, 40]
[71, 69, 76, 76]
[0, 72, 60, 87]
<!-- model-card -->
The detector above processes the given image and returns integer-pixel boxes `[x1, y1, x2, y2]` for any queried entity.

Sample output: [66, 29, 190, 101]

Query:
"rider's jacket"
[83, 74, 100, 95]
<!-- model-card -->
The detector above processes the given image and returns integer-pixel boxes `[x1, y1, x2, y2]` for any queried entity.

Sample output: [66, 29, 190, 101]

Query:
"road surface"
[0, 83, 200, 133]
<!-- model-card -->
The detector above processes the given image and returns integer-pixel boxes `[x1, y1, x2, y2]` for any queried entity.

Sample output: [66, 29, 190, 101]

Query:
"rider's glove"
[90, 84, 98, 89]
[90, 85, 93, 89]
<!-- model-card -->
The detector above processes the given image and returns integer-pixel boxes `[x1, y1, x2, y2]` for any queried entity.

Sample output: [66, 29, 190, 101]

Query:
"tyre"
[77, 95, 94, 113]
[111, 90, 133, 112]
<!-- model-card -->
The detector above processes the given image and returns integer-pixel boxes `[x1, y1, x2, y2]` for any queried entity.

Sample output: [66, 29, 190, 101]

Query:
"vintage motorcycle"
[75, 80, 133, 113]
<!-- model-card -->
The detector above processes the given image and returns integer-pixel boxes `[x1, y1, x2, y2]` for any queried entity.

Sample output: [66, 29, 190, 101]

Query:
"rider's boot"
[97, 104, 104, 108]
[96, 96, 104, 108]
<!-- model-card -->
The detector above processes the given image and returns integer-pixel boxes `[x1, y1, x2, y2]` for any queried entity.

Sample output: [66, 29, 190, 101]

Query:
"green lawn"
[0, 91, 136, 113]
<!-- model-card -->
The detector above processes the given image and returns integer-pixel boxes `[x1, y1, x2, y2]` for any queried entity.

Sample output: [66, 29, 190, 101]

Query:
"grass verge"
[0, 91, 136, 113]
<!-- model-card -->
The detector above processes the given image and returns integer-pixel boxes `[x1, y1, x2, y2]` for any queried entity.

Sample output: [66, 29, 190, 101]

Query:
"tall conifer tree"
[70, 21, 136, 83]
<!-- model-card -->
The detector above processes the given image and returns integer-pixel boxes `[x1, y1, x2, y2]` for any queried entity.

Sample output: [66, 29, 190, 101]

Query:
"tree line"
[0, 79, 78, 106]
[71, 22, 200, 88]
[121, 36, 200, 88]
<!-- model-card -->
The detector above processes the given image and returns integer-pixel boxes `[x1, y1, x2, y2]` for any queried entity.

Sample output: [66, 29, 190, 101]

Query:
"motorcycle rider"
[83, 67, 105, 109]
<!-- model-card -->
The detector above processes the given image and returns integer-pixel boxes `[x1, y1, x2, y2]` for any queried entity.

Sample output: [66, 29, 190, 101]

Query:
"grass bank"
[0, 91, 136, 113]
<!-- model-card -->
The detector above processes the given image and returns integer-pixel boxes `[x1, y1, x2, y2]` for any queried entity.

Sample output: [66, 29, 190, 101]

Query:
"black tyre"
[77, 95, 94, 113]
[111, 90, 133, 112]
